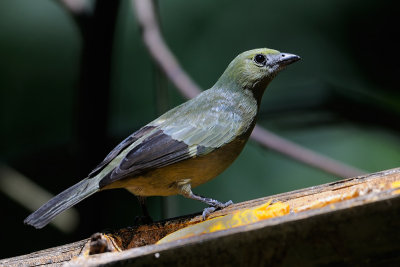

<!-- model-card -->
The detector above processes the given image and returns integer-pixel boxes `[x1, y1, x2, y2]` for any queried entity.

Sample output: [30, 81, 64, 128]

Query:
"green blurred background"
[0, 0, 399, 258]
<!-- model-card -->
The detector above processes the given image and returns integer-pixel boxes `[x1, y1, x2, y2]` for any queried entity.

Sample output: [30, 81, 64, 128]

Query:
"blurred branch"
[0, 164, 78, 233]
[251, 126, 364, 177]
[56, 0, 92, 39]
[132, 0, 200, 100]
[58, 0, 91, 16]
[132, 0, 366, 178]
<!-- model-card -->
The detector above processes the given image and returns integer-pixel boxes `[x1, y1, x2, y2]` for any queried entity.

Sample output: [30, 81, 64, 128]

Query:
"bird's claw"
[221, 200, 234, 208]
[202, 206, 217, 220]
[202, 200, 233, 220]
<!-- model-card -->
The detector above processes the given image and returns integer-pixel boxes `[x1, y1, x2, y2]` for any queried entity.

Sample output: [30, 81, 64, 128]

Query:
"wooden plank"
[1, 168, 399, 266]
[0, 240, 87, 266]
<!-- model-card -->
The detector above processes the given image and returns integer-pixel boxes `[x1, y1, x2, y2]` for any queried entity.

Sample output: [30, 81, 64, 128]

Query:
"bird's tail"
[24, 177, 100, 229]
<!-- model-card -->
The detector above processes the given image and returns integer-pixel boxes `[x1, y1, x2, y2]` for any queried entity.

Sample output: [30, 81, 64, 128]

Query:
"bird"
[24, 48, 300, 229]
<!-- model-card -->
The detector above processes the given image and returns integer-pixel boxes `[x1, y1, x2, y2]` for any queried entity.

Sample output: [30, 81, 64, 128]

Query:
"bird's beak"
[268, 53, 301, 69]
[276, 53, 301, 66]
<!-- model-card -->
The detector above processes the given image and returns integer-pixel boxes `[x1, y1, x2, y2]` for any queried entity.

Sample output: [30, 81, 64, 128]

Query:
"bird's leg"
[137, 196, 150, 217]
[134, 196, 153, 224]
[178, 182, 233, 220]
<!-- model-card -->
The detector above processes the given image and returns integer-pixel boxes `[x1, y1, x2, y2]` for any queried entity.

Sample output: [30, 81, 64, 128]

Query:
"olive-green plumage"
[24, 48, 300, 229]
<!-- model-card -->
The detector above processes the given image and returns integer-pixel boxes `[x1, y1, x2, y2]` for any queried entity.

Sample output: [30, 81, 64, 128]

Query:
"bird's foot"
[178, 182, 233, 220]
[202, 200, 233, 220]
[202, 206, 217, 219]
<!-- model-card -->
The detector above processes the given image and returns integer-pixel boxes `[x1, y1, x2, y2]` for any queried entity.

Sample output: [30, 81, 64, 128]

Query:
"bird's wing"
[88, 126, 156, 177]
[99, 92, 256, 187]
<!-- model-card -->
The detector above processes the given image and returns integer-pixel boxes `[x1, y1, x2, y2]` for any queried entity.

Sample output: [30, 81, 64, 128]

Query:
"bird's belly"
[109, 137, 247, 196]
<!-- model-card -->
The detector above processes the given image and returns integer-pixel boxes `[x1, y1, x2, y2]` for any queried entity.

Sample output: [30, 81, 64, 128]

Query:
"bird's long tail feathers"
[24, 177, 100, 229]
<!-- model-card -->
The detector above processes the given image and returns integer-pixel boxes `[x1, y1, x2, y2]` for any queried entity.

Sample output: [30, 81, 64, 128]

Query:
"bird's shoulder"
[150, 88, 258, 148]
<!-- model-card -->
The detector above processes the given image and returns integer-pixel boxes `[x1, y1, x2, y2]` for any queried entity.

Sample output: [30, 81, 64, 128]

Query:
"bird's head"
[214, 48, 300, 102]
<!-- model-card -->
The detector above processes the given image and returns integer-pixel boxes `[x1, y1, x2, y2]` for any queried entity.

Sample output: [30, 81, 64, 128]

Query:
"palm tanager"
[24, 48, 300, 229]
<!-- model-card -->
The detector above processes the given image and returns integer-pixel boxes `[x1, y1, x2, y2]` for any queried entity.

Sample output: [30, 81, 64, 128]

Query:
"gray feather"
[151, 88, 257, 148]
[24, 177, 100, 229]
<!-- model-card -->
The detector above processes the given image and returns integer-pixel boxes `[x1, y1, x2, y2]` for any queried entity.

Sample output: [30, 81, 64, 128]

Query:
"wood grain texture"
[2, 168, 400, 266]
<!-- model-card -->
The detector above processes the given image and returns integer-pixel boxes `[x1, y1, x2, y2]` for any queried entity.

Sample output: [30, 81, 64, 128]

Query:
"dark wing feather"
[88, 126, 156, 177]
[120, 130, 189, 170]
[99, 129, 194, 187]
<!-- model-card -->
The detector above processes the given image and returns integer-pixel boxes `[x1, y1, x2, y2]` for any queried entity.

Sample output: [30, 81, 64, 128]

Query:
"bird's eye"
[254, 54, 266, 65]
